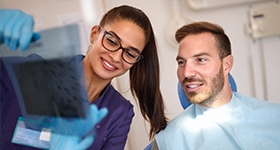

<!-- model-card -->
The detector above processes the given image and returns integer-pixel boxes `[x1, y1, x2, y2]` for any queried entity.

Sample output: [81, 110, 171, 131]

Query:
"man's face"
[176, 32, 225, 106]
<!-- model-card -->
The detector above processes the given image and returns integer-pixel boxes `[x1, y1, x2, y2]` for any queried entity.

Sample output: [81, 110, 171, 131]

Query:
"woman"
[1, 5, 167, 149]
[84, 5, 168, 149]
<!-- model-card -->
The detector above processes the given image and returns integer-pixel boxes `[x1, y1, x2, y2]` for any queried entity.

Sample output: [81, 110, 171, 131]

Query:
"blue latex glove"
[49, 104, 108, 150]
[50, 133, 94, 150]
[0, 9, 40, 51]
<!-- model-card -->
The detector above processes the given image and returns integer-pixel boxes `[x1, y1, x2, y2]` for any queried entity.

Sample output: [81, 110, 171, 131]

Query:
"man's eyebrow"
[193, 52, 211, 58]
[176, 56, 184, 61]
[176, 52, 210, 61]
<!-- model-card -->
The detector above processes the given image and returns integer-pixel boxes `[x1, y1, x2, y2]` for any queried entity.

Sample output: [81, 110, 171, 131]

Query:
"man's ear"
[90, 25, 99, 43]
[223, 55, 234, 75]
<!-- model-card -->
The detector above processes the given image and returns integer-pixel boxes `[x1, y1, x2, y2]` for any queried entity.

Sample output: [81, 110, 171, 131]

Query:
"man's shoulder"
[233, 92, 280, 109]
[154, 104, 197, 149]
[156, 104, 196, 135]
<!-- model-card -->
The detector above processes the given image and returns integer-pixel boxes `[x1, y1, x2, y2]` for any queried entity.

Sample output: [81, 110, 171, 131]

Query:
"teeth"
[103, 59, 115, 69]
[187, 85, 199, 88]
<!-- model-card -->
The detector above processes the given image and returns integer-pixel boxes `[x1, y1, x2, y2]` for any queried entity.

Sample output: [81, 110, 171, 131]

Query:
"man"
[152, 21, 280, 150]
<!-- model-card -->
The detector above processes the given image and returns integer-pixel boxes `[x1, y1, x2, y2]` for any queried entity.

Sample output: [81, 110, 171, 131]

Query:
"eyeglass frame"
[98, 25, 144, 64]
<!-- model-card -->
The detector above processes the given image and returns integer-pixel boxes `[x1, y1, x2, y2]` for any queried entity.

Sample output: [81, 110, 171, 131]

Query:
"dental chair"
[144, 73, 237, 150]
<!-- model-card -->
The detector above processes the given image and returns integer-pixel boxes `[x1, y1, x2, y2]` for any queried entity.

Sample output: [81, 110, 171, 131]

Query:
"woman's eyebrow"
[128, 47, 141, 52]
[109, 31, 122, 42]
[109, 30, 141, 52]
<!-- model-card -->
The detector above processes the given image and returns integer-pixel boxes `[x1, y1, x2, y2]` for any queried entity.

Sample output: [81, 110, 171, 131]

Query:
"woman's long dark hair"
[99, 5, 167, 139]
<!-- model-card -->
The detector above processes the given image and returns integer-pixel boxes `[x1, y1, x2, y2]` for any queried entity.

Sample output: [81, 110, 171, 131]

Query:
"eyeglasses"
[98, 25, 143, 64]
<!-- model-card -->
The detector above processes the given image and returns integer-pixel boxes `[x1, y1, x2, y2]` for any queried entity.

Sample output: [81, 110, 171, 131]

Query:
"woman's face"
[87, 20, 146, 81]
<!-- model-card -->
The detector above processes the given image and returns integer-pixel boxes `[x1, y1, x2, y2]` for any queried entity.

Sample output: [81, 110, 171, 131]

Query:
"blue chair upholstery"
[144, 141, 153, 150]
[144, 73, 237, 149]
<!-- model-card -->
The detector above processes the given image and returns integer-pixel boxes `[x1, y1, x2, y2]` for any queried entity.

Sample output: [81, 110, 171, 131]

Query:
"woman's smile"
[101, 57, 118, 71]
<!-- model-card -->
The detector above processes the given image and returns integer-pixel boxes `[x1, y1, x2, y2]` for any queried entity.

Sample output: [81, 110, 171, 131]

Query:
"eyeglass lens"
[103, 33, 141, 64]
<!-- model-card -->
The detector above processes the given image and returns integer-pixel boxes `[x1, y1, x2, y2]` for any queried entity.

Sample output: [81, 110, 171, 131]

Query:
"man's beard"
[184, 65, 224, 105]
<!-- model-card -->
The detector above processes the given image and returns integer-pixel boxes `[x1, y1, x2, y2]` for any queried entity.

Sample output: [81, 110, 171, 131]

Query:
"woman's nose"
[109, 49, 123, 62]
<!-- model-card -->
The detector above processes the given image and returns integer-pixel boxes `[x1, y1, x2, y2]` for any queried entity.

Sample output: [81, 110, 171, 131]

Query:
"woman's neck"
[82, 57, 111, 103]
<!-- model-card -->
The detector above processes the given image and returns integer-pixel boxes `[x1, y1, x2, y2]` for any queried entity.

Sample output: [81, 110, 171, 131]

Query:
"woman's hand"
[49, 104, 108, 150]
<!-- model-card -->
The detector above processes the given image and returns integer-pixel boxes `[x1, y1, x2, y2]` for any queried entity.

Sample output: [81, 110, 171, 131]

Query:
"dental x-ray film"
[1, 24, 92, 137]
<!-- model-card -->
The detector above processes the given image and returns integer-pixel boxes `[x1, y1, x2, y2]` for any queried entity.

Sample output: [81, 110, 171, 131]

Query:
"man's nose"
[184, 62, 196, 78]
